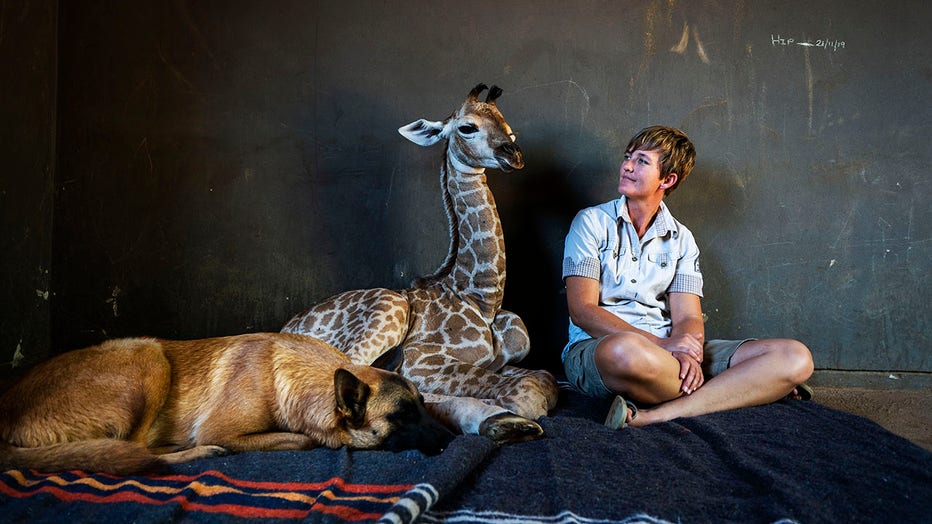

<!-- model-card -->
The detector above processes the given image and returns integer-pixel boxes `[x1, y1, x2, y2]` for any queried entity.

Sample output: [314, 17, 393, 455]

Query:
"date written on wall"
[771, 34, 846, 51]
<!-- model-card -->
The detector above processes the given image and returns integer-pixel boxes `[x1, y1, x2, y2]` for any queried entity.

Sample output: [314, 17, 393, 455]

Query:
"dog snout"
[382, 415, 455, 456]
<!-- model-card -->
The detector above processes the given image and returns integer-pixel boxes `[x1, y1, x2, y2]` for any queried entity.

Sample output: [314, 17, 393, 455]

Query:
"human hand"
[672, 352, 704, 395]
[659, 333, 704, 362]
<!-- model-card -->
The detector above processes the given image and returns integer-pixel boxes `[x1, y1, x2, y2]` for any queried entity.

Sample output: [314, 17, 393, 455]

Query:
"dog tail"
[0, 440, 167, 476]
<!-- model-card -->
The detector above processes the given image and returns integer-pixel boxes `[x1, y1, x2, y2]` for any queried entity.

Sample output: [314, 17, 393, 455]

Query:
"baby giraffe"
[284, 84, 558, 443]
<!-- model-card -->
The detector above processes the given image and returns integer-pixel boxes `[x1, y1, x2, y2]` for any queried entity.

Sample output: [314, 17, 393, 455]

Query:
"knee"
[595, 333, 659, 380]
[779, 339, 814, 384]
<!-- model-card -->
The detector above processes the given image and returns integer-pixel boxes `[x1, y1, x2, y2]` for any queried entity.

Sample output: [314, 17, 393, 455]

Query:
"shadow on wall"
[497, 136, 604, 374]
[664, 156, 744, 341]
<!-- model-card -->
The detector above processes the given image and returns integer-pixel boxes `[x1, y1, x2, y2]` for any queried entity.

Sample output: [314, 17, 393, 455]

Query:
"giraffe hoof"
[479, 413, 544, 444]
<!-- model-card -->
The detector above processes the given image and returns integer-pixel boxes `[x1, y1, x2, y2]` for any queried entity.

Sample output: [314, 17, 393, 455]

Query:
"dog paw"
[478, 413, 544, 444]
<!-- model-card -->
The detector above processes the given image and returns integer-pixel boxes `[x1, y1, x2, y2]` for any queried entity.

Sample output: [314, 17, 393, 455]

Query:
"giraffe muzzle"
[496, 143, 524, 172]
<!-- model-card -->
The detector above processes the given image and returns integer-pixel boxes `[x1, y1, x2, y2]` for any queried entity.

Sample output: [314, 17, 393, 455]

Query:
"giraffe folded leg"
[422, 393, 543, 444]
[405, 349, 554, 431]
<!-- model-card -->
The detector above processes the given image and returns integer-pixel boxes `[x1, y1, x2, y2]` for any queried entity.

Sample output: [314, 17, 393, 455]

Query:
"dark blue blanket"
[2, 388, 930, 523]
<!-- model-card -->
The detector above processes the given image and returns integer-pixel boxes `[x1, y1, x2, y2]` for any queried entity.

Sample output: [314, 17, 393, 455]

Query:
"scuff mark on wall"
[693, 26, 710, 64]
[669, 21, 711, 64]
[12, 340, 24, 368]
[804, 47, 814, 135]
[671, 22, 690, 53]
[35, 265, 50, 300]
[106, 286, 122, 317]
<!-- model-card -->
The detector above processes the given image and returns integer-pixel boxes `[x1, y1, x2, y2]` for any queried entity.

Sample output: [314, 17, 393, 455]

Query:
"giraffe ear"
[399, 119, 447, 146]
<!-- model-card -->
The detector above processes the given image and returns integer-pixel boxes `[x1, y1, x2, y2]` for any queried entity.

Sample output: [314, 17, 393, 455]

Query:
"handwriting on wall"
[771, 34, 846, 51]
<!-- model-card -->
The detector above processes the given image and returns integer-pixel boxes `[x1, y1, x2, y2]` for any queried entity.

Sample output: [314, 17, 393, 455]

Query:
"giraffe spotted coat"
[284, 85, 558, 442]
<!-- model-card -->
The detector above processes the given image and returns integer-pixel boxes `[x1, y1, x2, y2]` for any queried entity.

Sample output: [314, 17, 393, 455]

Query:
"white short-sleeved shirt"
[562, 196, 704, 360]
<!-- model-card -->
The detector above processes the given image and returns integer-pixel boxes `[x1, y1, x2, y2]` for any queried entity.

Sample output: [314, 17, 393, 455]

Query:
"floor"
[813, 385, 932, 452]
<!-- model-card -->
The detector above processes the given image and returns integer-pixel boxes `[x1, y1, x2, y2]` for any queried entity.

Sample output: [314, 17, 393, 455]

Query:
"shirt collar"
[615, 196, 678, 239]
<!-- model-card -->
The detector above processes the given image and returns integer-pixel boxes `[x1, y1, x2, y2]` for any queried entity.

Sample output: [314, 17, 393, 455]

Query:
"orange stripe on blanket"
[5, 469, 413, 495]
[0, 469, 415, 521]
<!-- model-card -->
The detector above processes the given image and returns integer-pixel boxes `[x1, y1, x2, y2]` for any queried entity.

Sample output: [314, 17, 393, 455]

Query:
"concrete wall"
[3, 1, 930, 377]
[0, 1, 57, 375]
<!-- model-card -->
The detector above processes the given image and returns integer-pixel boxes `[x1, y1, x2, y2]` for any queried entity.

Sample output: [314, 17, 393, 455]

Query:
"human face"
[618, 148, 672, 201]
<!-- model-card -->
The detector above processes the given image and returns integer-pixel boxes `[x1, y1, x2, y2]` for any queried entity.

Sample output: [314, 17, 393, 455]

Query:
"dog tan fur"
[0, 332, 452, 476]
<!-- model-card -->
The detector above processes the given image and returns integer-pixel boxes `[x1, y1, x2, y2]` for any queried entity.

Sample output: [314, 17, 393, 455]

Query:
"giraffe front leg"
[498, 365, 559, 419]
[422, 393, 543, 444]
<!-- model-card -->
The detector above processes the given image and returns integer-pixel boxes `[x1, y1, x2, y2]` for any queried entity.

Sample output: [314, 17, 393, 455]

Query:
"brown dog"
[0, 332, 453, 476]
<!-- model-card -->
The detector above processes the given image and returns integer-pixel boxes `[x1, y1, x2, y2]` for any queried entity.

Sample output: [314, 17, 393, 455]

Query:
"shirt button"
[661, 262, 667, 267]
[632, 256, 638, 261]
[631, 279, 637, 284]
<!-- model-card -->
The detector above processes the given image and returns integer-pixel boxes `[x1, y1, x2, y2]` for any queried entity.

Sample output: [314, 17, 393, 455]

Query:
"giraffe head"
[399, 84, 524, 173]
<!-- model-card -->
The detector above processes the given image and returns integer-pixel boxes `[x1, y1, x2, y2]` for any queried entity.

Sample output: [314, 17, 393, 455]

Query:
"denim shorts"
[563, 336, 754, 398]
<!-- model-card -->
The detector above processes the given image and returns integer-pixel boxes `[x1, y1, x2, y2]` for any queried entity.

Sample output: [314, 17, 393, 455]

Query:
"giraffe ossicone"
[283, 84, 558, 444]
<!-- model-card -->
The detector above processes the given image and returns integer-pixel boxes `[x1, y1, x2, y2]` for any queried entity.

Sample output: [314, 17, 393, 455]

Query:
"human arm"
[565, 275, 662, 343]
[665, 292, 705, 361]
[667, 292, 705, 394]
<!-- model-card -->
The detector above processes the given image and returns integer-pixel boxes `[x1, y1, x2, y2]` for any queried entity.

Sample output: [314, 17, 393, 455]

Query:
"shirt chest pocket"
[645, 252, 676, 293]
[597, 239, 626, 285]
[647, 252, 672, 269]
[598, 238, 624, 261]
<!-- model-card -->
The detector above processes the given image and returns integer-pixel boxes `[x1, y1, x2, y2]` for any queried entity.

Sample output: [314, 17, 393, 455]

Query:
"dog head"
[334, 367, 454, 455]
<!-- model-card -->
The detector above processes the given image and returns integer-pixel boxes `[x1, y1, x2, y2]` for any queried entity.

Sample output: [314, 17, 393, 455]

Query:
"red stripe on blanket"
[0, 469, 412, 521]
[146, 469, 415, 493]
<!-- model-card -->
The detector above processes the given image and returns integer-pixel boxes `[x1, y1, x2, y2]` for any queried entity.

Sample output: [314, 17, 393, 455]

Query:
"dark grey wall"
[5, 1, 930, 376]
[0, 1, 57, 377]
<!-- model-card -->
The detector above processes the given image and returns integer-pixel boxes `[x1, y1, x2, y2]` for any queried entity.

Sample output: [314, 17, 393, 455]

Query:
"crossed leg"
[594, 333, 814, 427]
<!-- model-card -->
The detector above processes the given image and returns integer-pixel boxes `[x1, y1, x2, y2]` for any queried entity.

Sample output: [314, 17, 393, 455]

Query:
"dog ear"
[334, 368, 370, 428]
[369, 346, 404, 373]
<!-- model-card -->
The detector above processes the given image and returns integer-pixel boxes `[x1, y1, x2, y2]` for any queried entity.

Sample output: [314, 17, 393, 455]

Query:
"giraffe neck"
[441, 154, 506, 321]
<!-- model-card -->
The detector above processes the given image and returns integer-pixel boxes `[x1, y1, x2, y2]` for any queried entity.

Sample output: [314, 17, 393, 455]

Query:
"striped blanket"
[1, 470, 434, 522]
[2, 388, 931, 523]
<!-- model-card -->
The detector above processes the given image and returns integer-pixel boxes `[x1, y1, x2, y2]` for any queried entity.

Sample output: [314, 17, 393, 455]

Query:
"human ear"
[660, 172, 678, 190]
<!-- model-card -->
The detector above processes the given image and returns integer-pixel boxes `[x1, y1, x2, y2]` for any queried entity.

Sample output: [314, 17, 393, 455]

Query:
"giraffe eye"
[458, 124, 479, 135]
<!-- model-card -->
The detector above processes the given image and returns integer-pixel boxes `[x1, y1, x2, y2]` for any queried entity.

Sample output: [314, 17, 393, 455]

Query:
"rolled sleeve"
[563, 256, 600, 280]
[669, 228, 703, 297]
[562, 208, 611, 281]
[670, 273, 703, 295]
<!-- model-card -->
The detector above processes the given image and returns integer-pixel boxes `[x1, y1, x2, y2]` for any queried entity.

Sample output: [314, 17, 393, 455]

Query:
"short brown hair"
[626, 126, 696, 195]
